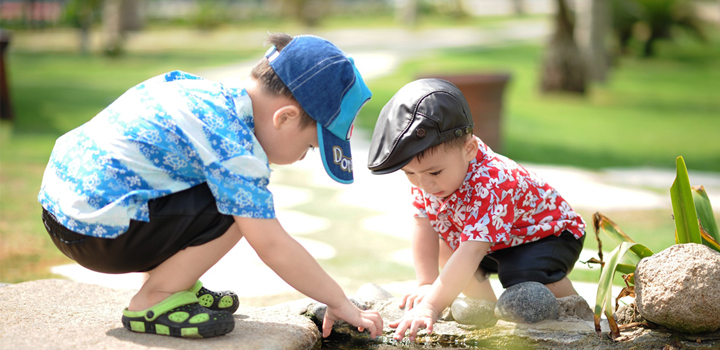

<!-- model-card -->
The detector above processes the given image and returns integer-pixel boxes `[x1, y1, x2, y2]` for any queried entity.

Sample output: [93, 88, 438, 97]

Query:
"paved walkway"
[51, 19, 720, 309]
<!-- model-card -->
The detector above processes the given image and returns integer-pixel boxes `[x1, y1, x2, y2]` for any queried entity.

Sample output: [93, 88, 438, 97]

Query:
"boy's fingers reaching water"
[364, 311, 383, 338]
[393, 321, 410, 340]
[322, 314, 333, 338]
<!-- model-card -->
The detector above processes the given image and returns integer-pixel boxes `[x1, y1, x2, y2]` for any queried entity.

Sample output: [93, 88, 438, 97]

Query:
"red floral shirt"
[412, 137, 585, 252]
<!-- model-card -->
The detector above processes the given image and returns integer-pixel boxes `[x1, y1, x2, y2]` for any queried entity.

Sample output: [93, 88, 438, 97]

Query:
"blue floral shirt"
[38, 71, 275, 238]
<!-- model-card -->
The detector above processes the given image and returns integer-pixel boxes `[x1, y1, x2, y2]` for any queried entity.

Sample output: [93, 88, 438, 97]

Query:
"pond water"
[319, 334, 528, 350]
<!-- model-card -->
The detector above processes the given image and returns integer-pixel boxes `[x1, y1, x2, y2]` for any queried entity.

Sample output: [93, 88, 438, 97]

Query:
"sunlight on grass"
[0, 127, 74, 282]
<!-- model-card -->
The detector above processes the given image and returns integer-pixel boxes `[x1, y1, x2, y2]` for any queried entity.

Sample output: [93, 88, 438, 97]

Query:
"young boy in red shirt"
[367, 79, 586, 341]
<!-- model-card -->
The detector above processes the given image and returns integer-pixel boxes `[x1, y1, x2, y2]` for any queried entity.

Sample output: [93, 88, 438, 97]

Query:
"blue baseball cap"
[266, 35, 372, 184]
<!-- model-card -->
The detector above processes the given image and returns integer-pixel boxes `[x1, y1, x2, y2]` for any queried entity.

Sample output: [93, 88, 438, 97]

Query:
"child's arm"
[234, 216, 383, 338]
[398, 217, 439, 309]
[391, 240, 491, 341]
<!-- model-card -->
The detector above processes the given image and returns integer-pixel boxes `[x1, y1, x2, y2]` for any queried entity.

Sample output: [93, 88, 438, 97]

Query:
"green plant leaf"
[670, 156, 702, 244]
[592, 213, 645, 264]
[692, 186, 720, 252]
[700, 228, 720, 253]
[615, 263, 637, 275]
[594, 242, 654, 339]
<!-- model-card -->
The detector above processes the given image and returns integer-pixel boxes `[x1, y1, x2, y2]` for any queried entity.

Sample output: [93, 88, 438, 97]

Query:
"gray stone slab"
[0, 279, 320, 350]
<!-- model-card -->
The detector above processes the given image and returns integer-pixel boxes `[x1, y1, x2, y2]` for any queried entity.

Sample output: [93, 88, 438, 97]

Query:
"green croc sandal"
[121, 291, 234, 338]
[190, 281, 240, 314]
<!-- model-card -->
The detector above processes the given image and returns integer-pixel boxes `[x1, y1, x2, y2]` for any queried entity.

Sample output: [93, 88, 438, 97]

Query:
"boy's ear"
[463, 136, 478, 161]
[272, 105, 301, 129]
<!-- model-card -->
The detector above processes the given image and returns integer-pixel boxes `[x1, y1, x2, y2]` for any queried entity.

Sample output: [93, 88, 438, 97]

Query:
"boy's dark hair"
[415, 132, 473, 162]
[251, 33, 315, 129]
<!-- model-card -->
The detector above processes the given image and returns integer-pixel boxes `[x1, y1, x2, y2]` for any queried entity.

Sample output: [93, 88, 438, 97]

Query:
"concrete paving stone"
[0, 279, 320, 350]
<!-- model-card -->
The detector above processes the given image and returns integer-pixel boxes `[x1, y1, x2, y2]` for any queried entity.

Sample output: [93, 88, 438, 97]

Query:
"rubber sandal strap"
[123, 291, 199, 322]
[188, 280, 203, 294]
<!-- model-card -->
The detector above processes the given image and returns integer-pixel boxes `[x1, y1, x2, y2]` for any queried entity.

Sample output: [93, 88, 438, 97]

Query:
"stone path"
[0, 279, 321, 350]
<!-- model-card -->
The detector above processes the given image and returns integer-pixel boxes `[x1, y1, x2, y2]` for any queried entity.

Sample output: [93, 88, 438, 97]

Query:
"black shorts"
[480, 230, 585, 288]
[42, 183, 235, 274]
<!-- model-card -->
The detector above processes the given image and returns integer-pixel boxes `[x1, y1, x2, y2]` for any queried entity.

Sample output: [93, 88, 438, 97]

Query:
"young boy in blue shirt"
[39, 33, 382, 339]
[367, 79, 586, 341]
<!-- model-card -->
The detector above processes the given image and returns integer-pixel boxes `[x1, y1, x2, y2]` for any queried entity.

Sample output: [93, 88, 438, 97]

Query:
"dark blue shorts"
[42, 183, 234, 274]
[480, 230, 585, 288]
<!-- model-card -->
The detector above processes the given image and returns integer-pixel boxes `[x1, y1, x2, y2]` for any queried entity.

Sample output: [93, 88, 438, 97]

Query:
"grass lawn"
[1, 21, 719, 288]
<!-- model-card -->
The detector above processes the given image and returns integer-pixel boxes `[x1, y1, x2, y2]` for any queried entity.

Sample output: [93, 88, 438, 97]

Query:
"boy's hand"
[322, 300, 384, 339]
[388, 303, 438, 342]
[398, 284, 432, 311]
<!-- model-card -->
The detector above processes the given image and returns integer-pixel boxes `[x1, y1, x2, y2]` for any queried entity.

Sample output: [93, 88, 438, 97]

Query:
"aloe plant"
[592, 156, 719, 339]
[593, 241, 653, 337]
[692, 186, 720, 252]
[670, 156, 703, 245]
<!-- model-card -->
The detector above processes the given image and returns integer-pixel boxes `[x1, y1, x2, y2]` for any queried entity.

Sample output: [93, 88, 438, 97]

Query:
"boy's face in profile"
[401, 139, 476, 199]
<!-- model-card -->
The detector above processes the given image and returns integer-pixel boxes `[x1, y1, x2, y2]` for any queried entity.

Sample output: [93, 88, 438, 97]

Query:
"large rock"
[0, 279, 320, 350]
[495, 281, 559, 323]
[635, 243, 720, 333]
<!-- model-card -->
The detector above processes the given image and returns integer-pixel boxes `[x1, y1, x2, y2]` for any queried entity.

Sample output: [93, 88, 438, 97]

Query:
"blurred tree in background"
[540, 0, 587, 94]
[60, 0, 143, 55]
[62, 0, 103, 54]
[612, 0, 706, 57]
[576, 0, 611, 82]
[540, 0, 710, 94]
[191, 0, 228, 29]
[102, 0, 144, 56]
[274, 0, 330, 27]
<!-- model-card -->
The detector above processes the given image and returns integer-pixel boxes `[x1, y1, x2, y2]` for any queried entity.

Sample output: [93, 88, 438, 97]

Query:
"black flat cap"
[367, 79, 474, 174]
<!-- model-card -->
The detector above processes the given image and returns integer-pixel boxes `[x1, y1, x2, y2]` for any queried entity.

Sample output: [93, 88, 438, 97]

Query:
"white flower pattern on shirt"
[38, 71, 274, 238]
[412, 137, 585, 253]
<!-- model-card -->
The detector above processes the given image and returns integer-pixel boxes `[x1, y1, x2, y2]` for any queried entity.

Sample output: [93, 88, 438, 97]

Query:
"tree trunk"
[103, 0, 125, 56]
[396, 0, 418, 27]
[276, 0, 328, 27]
[0, 30, 14, 121]
[540, 0, 587, 94]
[121, 0, 144, 32]
[577, 0, 610, 82]
[643, 33, 658, 57]
[511, 0, 525, 16]
[24, 0, 37, 28]
[79, 25, 91, 55]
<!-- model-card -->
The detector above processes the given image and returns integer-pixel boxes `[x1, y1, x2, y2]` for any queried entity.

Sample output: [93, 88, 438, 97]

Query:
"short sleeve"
[411, 186, 428, 218]
[203, 154, 274, 219]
